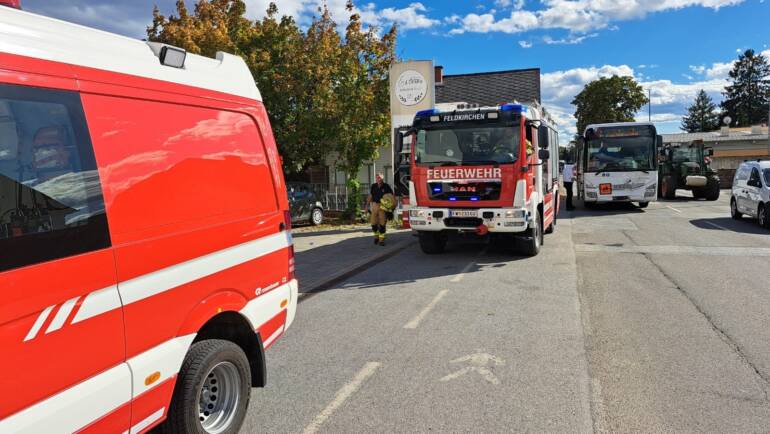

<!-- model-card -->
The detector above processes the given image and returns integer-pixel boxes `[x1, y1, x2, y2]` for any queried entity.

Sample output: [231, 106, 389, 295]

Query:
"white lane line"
[704, 221, 730, 231]
[666, 205, 683, 213]
[302, 362, 382, 434]
[403, 289, 450, 329]
[450, 261, 477, 283]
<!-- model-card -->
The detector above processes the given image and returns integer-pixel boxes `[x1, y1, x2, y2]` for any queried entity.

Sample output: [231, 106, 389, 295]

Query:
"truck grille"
[429, 181, 501, 201]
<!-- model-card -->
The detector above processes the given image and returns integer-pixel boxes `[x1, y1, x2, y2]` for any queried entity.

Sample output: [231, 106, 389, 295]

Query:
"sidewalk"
[292, 226, 415, 297]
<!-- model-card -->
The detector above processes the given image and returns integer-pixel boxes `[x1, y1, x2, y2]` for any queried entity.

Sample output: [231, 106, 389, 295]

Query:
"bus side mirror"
[706, 148, 714, 157]
[538, 149, 550, 161]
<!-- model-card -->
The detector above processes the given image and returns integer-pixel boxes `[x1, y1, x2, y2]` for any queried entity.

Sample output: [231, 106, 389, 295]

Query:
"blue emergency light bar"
[415, 108, 440, 117]
[500, 103, 526, 112]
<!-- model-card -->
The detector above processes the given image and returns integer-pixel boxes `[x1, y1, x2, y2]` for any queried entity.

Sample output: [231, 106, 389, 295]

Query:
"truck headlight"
[409, 209, 426, 218]
[505, 210, 526, 218]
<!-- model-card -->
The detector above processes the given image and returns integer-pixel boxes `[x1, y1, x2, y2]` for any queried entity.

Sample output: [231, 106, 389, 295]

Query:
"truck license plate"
[450, 210, 477, 218]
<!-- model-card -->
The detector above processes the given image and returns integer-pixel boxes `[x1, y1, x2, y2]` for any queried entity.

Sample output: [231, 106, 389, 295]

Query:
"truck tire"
[704, 179, 720, 201]
[519, 211, 542, 257]
[418, 232, 447, 254]
[163, 339, 251, 434]
[662, 175, 676, 199]
[638, 201, 649, 209]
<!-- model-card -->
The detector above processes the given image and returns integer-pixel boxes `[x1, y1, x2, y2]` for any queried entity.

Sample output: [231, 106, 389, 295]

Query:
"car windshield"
[586, 136, 655, 171]
[415, 125, 520, 165]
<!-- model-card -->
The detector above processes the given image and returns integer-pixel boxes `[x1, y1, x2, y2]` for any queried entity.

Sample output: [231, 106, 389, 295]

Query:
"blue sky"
[22, 0, 770, 138]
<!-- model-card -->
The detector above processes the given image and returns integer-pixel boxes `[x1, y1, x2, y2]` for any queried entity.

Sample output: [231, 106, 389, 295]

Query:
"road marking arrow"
[440, 352, 506, 385]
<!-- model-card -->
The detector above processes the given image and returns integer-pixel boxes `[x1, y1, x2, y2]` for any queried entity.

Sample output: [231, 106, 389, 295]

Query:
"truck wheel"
[418, 232, 447, 254]
[163, 340, 251, 434]
[638, 201, 649, 209]
[730, 198, 742, 220]
[759, 204, 769, 229]
[662, 176, 676, 199]
[704, 180, 720, 201]
[519, 212, 542, 257]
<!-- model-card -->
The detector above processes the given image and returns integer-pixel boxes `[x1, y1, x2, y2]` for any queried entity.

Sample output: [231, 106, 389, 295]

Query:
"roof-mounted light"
[147, 42, 187, 69]
[416, 108, 439, 118]
[500, 103, 525, 112]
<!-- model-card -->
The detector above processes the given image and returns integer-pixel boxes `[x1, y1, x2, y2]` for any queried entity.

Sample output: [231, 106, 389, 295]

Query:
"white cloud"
[543, 33, 598, 45]
[247, 0, 439, 31]
[519, 40, 533, 48]
[449, 0, 745, 34]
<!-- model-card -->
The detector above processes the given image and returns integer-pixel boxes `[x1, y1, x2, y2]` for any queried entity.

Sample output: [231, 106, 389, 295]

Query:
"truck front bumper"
[408, 207, 530, 233]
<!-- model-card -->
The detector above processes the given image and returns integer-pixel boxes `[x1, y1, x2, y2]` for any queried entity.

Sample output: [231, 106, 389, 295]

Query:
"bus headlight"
[645, 184, 656, 197]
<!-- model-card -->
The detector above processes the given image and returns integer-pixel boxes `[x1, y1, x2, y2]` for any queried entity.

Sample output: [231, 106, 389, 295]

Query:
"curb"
[297, 239, 415, 303]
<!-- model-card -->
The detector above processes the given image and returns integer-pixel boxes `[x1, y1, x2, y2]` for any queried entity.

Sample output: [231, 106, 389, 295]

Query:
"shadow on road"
[333, 236, 528, 291]
[690, 217, 769, 235]
[292, 227, 370, 238]
[562, 200, 646, 219]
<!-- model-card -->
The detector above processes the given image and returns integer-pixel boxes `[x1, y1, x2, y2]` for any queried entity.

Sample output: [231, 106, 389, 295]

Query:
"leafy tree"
[147, 0, 397, 182]
[720, 49, 770, 127]
[572, 76, 648, 135]
[681, 89, 720, 132]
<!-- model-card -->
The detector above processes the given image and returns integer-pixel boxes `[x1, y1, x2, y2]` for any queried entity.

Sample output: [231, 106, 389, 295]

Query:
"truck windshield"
[586, 136, 655, 172]
[415, 125, 519, 165]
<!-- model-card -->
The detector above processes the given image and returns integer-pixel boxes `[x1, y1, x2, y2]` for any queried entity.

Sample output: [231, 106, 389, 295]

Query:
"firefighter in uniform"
[366, 173, 393, 246]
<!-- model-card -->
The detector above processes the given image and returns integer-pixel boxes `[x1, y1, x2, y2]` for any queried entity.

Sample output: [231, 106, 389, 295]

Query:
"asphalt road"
[242, 190, 770, 433]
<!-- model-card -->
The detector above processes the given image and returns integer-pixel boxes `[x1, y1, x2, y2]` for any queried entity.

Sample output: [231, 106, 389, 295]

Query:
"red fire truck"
[404, 103, 560, 255]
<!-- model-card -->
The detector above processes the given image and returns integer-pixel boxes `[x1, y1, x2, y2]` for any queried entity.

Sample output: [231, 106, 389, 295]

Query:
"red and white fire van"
[405, 102, 560, 256]
[0, 5, 296, 434]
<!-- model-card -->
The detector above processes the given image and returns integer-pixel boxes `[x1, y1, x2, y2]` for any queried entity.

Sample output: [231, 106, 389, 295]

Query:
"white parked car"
[730, 160, 770, 228]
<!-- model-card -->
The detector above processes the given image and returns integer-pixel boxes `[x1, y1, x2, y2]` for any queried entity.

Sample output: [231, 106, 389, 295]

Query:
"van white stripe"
[0, 364, 132, 434]
[126, 407, 165, 434]
[24, 305, 55, 342]
[120, 231, 291, 306]
[128, 335, 196, 398]
[45, 296, 79, 334]
[72, 285, 122, 324]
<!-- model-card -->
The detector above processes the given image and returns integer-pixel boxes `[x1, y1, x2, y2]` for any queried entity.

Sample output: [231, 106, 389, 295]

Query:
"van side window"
[0, 84, 110, 272]
[750, 168, 760, 182]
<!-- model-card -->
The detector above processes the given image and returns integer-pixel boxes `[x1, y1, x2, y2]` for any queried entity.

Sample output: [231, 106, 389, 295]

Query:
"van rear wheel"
[163, 340, 251, 434]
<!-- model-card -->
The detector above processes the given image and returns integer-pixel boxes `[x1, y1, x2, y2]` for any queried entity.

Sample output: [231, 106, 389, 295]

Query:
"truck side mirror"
[538, 149, 550, 161]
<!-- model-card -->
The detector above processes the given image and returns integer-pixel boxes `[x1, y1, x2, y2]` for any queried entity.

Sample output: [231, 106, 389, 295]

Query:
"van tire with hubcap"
[759, 204, 769, 229]
[163, 340, 251, 434]
[519, 211, 542, 256]
[311, 207, 323, 226]
[419, 232, 447, 254]
[730, 198, 742, 220]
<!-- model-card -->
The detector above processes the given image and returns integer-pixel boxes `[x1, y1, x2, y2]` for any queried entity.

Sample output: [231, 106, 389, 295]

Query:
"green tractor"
[658, 140, 720, 200]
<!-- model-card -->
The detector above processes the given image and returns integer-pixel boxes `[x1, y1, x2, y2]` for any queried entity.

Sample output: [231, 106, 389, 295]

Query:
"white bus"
[576, 122, 661, 208]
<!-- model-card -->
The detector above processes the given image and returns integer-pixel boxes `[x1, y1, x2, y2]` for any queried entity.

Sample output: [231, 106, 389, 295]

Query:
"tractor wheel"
[704, 179, 720, 201]
[661, 176, 676, 199]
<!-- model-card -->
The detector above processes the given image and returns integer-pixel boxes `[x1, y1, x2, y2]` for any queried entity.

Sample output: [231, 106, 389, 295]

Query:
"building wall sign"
[396, 70, 427, 106]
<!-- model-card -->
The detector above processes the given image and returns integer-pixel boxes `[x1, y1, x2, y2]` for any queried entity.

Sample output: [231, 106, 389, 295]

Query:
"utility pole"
[648, 88, 652, 122]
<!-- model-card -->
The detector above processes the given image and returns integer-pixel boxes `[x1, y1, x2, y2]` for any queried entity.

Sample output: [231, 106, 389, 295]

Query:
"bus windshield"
[415, 125, 520, 166]
[586, 136, 655, 172]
